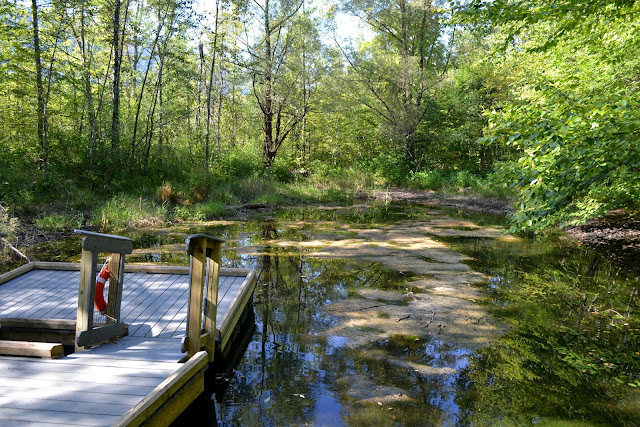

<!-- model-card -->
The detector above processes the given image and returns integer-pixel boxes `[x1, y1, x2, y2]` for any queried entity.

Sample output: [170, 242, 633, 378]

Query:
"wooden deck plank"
[154, 300, 189, 339]
[3, 355, 180, 371]
[0, 377, 156, 396]
[126, 274, 187, 337]
[134, 286, 188, 338]
[0, 264, 257, 427]
[0, 396, 132, 417]
[0, 268, 46, 295]
[0, 387, 150, 405]
[2, 272, 76, 320]
[39, 270, 145, 319]
[50, 271, 156, 320]
[0, 368, 170, 387]
[76, 337, 184, 362]
[0, 359, 174, 380]
[217, 276, 248, 324]
[12, 271, 76, 313]
[0, 407, 120, 426]
[216, 274, 235, 305]
[119, 274, 174, 321]
[0, 270, 71, 316]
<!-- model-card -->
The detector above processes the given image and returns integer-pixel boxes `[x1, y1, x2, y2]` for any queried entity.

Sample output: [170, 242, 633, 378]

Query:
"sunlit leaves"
[468, 0, 640, 232]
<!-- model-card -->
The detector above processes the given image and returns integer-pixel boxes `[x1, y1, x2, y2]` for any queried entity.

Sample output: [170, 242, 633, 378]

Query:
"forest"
[0, 0, 638, 236]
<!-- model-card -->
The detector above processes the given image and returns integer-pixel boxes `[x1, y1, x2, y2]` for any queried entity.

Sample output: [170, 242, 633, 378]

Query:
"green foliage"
[91, 195, 169, 231]
[465, 0, 640, 232]
[407, 169, 509, 198]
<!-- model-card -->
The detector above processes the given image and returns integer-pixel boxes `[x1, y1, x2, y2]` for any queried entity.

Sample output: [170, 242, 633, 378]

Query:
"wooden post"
[186, 238, 206, 359]
[106, 253, 125, 324]
[204, 241, 221, 362]
[75, 248, 97, 352]
[185, 234, 224, 361]
[74, 230, 133, 350]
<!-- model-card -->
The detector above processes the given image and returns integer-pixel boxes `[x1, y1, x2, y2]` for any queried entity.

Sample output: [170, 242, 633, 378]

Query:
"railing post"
[185, 234, 224, 362]
[74, 230, 133, 351]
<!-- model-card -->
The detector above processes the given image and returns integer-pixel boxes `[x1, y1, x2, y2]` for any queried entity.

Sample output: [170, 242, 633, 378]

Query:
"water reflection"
[16, 204, 640, 425]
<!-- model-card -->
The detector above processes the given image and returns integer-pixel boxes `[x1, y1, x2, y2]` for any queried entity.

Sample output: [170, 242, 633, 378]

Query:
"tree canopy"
[0, 0, 638, 232]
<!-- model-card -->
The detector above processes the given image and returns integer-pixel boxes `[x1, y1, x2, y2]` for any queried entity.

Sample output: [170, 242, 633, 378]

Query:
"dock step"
[0, 340, 64, 359]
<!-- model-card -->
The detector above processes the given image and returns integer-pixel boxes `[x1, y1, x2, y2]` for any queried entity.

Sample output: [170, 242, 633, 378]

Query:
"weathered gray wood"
[127, 276, 187, 337]
[0, 255, 258, 427]
[0, 395, 133, 416]
[0, 359, 172, 379]
[185, 233, 224, 256]
[74, 229, 133, 254]
[76, 323, 128, 347]
[0, 262, 35, 286]
[0, 407, 121, 426]
[0, 374, 155, 395]
[0, 318, 76, 330]
[0, 365, 170, 387]
[0, 386, 146, 406]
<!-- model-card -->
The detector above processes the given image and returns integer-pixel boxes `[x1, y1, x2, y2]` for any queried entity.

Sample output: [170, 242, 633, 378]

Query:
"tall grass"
[92, 195, 169, 230]
[407, 170, 511, 198]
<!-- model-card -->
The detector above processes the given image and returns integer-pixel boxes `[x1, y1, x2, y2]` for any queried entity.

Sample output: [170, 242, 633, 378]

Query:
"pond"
[15, 202, 640, 425]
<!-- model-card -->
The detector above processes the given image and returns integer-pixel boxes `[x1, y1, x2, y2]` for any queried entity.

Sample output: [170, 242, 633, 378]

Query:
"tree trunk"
[205, 0, 220, 171]
[31, 0, 47, 178]
[79, 0, 97, 171]
[262, 0, 275, 168]
[111, 0, 122, 151]
[131, 10, 165, 166]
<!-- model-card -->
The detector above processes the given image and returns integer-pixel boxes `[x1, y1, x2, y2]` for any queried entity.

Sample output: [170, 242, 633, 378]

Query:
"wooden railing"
[182, 233, 224, 363]
[74, 229, 132, 350]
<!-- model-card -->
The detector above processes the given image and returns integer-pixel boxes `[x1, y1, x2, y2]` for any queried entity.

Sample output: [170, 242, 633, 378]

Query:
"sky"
[193, 0, 374, 45]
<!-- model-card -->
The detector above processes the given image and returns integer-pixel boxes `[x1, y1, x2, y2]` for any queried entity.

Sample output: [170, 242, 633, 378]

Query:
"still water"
[21, 204, 640, 425]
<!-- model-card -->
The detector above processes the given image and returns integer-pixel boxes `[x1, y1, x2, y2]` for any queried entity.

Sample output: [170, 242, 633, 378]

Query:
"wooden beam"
[75, 229, 133, 254]
[143, 370, 204, 427]
[0, 318, 76, 330]
[18, 261, 249, 277]
[180, 332, 211, 354]
[0, 340, 64, 359]
[113, 351, 208, 427]
[0, 262, 35, 286]
[219, 270, 257, 351]
[0, 330, 75, 346]
[76, 323, 128, 347]
[186, 233, 224, 257]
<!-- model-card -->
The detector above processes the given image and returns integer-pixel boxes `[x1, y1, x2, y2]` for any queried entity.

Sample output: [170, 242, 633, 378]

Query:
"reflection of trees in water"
[226, 222, 319, 424]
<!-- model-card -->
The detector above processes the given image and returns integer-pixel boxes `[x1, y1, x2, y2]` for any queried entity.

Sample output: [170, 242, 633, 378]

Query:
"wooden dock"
[0, 232, 256, 426]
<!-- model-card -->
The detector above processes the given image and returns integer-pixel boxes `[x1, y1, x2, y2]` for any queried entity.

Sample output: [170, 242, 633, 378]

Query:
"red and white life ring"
[95, 261, 109, 314]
